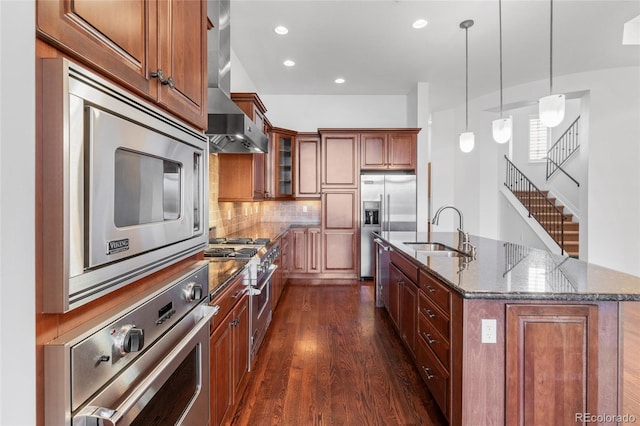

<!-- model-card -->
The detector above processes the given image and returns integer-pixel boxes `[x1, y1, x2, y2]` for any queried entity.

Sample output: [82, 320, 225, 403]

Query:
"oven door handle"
[250, 264, 277, 295]
[74, 304, 219, 426]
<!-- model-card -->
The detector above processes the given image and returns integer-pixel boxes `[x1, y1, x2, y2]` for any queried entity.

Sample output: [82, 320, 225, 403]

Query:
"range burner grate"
[204, 247, 258, 259]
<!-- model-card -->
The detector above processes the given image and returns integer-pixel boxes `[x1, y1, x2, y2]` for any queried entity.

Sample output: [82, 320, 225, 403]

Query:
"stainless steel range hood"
[206, 0, 268, 154]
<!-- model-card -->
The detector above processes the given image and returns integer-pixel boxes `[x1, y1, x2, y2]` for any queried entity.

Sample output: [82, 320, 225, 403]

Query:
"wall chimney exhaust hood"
[206, 0, 268, 154]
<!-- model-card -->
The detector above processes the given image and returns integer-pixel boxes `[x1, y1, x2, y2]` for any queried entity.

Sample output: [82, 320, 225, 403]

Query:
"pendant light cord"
[465, 25, 469, 131]
[499, 0, 503, 118]
[549, 0, 554, 94]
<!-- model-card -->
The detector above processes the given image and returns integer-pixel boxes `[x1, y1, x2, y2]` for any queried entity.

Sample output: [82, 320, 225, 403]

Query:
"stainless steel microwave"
[42, 58, 208, 313]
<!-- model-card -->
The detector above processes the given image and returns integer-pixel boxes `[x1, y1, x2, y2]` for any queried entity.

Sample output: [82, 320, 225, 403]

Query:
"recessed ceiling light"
[283, 59, 295, 67]
[412, 19, 428, 29]
[274, 25, 289, 35]
[334, 78, 346, 84]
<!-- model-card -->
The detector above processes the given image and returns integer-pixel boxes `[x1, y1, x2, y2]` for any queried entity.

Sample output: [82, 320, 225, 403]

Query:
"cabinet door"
[295, 134, 321, 199]
[388, 264, 401, 328]
[272, 129, 296, 199]
[505, 304, 599, 425]
[232, 295, 249, 397]
[291, 228, 308, 273]
[253, 153, 266, 200]
[157, 0, 207, 128]
[37, 0, 157, 98]
[388, 133, 416, 171]
[218, 154, 264, 201]
[308, 228, 322, 273]
[321, 133, 359, 188]
[360, 133, 388, 170]
[210, 313, 233, 426]
[322, 191, 358, 275]
[400, 280, 418, 358]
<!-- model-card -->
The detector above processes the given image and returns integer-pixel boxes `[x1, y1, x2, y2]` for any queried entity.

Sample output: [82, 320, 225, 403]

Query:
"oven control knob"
[184, 282, 203, 303]
[113, 325, 144, 356]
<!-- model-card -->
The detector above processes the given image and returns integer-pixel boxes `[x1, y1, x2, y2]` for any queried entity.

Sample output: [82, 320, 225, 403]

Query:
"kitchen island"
[375, 231, 640, 425]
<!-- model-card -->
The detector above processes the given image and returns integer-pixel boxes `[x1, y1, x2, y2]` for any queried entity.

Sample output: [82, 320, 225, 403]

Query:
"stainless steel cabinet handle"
[424, 309, 436, 318]
[422, 366, 435, 380]
[422, 332, 437, 344]
[151, 69, 175, 88]
[425, 285, 436, 293]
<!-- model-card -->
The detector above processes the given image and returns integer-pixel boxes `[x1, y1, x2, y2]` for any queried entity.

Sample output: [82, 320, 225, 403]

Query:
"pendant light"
[538, 0, 565, 128]
[459, 19, 475, 153]
[492, 0, 512, 144]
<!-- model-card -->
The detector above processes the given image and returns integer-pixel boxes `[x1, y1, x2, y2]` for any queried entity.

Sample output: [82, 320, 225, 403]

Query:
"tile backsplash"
[208, 153, 321, 237]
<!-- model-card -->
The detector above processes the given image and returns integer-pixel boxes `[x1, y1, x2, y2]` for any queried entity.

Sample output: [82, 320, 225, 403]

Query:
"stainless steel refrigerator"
[360, 174, 417, 278]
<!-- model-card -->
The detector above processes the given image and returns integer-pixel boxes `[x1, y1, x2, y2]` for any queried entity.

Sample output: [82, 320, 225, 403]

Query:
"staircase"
[512, 189, 579, 257]
[505, 156, 579, 257]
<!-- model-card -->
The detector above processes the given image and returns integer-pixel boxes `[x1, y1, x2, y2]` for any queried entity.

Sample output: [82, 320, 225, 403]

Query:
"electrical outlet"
[481, 319, 497, 343]
[244, 207, 248, 216]
[227, 210, 232, 220]
[302, 205, 308, 213]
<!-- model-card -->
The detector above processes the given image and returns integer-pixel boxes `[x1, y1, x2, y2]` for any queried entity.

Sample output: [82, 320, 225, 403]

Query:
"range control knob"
[113, 325, 144, 356]
[184, 282, 203, 303]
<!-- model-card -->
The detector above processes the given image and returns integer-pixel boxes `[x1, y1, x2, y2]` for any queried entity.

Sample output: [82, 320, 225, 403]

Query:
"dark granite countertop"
[376, 231, 640, 302]
[208, 258, 248, 298]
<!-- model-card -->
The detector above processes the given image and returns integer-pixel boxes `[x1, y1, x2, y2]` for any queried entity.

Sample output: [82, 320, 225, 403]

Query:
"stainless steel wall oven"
[45, 261, 218, 425]
[42, 58, 208, 313]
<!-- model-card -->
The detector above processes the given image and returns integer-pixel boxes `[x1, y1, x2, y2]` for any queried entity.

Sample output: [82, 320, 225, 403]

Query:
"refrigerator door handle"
[387, 194, 391, 231]
[379, 193, 385, 232]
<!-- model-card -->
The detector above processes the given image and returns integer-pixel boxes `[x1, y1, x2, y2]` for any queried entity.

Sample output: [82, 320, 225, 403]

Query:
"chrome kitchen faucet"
[432, 205, 476, 257]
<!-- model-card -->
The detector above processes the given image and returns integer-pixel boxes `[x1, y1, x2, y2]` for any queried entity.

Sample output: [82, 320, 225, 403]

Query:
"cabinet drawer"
[390, 252, 418, 283]
[419, 270, 450, 313]
[210, 275, 246, 331]
[416, 335, 449, 417]
[419, 313, 449, 370]
[419, 292, 449, 340]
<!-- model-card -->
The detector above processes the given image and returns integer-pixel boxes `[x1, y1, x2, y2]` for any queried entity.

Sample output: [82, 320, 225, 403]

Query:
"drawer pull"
[422, 332, 437, 344]
[422, 366, 436, 380]
[425, 285, 436, 293]
[231, 318, 240, 327]
[424, 309, 437, 319]
[231, 290, 243, 299]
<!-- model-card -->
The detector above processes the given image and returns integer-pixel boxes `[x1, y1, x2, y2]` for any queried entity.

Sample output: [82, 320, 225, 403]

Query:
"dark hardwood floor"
[229, 281, 447, 425]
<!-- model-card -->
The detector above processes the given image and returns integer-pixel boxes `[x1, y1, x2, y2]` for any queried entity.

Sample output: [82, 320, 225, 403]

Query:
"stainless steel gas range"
[205, 236, 280, 368]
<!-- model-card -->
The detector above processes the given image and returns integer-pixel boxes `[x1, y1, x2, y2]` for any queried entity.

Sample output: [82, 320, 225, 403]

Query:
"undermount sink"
[403, 242, 469, 257]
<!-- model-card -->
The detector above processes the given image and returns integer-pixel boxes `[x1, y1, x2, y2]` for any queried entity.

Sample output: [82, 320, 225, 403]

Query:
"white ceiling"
[229, 0, 640, 111]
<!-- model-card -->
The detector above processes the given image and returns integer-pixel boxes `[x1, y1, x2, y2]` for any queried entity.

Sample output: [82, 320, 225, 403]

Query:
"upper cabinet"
[360, 130, 419, 172]
[319, 131, 360, 188]
[269, 127, 297, 200]
[295, 133, 321, 199]
[218, 93, 270, 202]
[36, 0, 207, 130]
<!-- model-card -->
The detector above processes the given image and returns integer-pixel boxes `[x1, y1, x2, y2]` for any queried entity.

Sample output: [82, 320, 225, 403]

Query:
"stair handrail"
[544, 157, 580, 187]
[504, 155, 566, 255]
[546, 115, 580, 181]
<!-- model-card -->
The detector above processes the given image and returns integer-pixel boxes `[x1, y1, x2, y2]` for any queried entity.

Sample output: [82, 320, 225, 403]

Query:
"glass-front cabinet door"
[271, 128, 297, 199]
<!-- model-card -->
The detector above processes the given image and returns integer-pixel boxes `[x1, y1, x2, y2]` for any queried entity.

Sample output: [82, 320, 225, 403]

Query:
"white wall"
[0, 1, 36, 424]
[258, 94, 408, 131]
[432, 66, 640, 277]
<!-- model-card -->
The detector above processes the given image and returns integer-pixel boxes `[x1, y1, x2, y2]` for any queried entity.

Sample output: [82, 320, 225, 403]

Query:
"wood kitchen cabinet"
[269, 127, 297, 200]
[289, 226, 321, 277]
[322, 191, 358, 277]
[36, 0, 207, 129]
[295, 133, 321, 199]
[319, 131, 359, 188]
[218, 93, 270, 201]
[360, 130, 419, 171]
[210, 275, 249, 426]
[505, 304, 599, 425]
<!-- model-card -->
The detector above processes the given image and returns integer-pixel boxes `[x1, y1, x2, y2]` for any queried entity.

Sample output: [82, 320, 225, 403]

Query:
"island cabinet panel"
[37, 0, 207, 129]
[505, 304, 599, 426]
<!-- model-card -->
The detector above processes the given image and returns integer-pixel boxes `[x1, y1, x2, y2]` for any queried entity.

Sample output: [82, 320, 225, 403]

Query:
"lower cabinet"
[289, 226, 321, 277]
[379, 247, 618, 425]
[210, 275, 249, 426]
